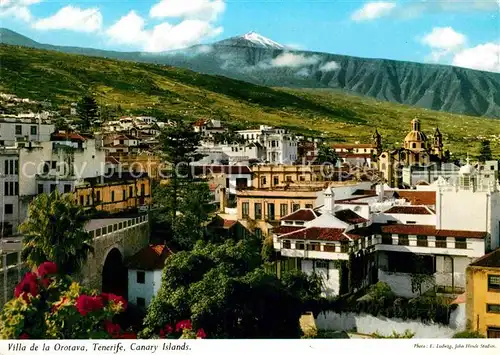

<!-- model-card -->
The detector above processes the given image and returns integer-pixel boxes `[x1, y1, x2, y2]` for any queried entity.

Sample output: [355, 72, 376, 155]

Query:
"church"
[378, 119, 448, 187]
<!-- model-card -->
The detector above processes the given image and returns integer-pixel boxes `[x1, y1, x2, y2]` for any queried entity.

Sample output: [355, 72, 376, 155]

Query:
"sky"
[0, 0, 499, 72]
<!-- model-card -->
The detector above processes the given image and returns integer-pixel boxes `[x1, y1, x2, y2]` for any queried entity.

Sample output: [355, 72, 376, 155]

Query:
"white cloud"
[33, 6, 102, 32]
[421, 27, 466, 51]
[285, 43, 304, 50]
[150, 0, 225, 21]
[351, 2, 396, 22]
[106, 11, 222, 52]
[452, 43, 500, 73]
[296, 68, 310, 77]
[0, 0, 41, 22]
[319, 61, 340, 72]
[269, 52, 320, 68]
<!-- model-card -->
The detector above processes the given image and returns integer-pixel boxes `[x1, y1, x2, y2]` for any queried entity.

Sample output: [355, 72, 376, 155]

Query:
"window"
[299, 176, 305, 181]
[340, 242, 349, 253]
[436, 236, 447, 248]
[15, 125, 22, 135]
[86, 195, 90, 205]
[305, 204, 313, 209]
[30, 125, 37, 135]
[488, 275, 500, 291]
[136, 271, 146, 284]
[50, 184, 57, 193]
[307, 243, 320, 251]
[487, 327, 500, 339]
[96, 191, 101, 203]
[417, 235, 428, 247]
[64, 184, 71, 193]
[487, 304, 500, 314]
[242, 202, 249, 218]
[406, 221, 417, 224]
[141, 184, 145, 196]
[123, 189, 126, 200]
[260, 177, 267, 186]
[80, 196, 84, 205]
[398, 235, 409, 246]
[282, 240, 291, 249]
[286, 176, 293, 182]
[280, 203, 288, 217]
[38, 184, 44, 194]
[382, 234, 392, 245]
[254, 228, 262, 238]
[254, 203, 262, 220]
[292, 203, 300, 212]
[267, 203, 275, 221]
[455, 237, 467, 249]
[129, 186, 133, 197]
[323, 244, 336, 252]
[296, 242, 305, 250]
[51, 161, 57, 169]
[315, 260, 329, 269]
[111, 191, 115, 202]
[136, 297, 146, 308]
[273, 176, 279, 185]
[4, 204, 13, 214]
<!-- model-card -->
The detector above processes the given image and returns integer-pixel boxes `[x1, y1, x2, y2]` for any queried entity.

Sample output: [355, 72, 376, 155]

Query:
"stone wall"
[315, 304, 466, 338]
[79, 222, 150, 291]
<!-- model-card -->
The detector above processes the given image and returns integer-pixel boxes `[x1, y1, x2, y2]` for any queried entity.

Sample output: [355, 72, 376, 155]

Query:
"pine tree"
[478, 140, 493, 162]
[76, 95, 99, 131]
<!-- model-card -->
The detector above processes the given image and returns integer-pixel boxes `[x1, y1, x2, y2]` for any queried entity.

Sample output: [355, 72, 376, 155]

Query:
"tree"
[76, 95, 99, 131]
[19, 191, 93, 276]
[140, 239, 320, 339]
[410, 256, 435, 296]
[158, 119, 204, 221]
[478, 140, 493, 162]
[315, 144, 338, 165]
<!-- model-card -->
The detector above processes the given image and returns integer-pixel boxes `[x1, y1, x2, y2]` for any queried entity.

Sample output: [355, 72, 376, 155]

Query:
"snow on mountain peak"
[240, 32, 284, 49]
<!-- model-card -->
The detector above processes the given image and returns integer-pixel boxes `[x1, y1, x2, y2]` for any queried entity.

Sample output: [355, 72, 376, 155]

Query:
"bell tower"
[432, 127, 443, 159]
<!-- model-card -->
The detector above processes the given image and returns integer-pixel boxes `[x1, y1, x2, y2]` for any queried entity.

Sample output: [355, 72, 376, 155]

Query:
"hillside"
[1, 44, 499, 156]
[1, 28, 499, 119]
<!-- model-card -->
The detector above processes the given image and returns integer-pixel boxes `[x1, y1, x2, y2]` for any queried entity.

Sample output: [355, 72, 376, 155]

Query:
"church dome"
[404, 131, 427, 142]
[459, 163, 476, 175]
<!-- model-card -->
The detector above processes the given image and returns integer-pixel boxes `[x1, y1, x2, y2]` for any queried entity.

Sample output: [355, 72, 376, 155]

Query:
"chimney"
[378, 183, 385, 202]
[323, 185, 335, 214]
[219, 187, 227, 213]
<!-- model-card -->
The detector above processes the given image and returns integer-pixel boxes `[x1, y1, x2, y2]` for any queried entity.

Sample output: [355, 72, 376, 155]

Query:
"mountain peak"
[239, 31, 284, 49]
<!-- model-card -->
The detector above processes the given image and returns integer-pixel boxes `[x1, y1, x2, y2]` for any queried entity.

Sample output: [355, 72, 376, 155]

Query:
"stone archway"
[102, 248, 128, 298]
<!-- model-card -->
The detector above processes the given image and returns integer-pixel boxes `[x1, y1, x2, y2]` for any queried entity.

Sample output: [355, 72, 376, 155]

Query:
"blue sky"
[1, 0, 499, 72]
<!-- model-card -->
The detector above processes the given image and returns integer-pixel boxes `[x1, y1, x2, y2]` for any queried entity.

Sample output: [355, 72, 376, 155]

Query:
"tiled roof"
[332, 144, 376, 149]
[469, 249, 500, 268]
[126, 244, 172, 270]
[279, 227, 349, 242]
[384, 206, 433, 215]
[207, 218, 238, 229]
[334, 209, 369, 224]
[272, 225, 305, 235]
[193, 119, 207, 127]
[281, 209, 318, 222]
[51, 132, 86, 142]
[338, 153, 373, 159]
[394, 191, 436, 206]
[105, 156, 120, 165]
[193, 165, 252, 175]
[381, 224, 487, 239]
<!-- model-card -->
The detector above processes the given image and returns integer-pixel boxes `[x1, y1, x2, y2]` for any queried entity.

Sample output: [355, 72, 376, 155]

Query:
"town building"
[466, 249, 500, 338]
[126, 244, 172, 309]
[272, 163, 500, 298]
[192, 119, 227, 138]
[193, 165, 252, 195]
[379, 120, 447, 187]
[0, 115, 55, 147]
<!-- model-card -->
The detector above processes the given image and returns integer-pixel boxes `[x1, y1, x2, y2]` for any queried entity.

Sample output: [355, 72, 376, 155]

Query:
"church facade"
[379, 119, 447, 187]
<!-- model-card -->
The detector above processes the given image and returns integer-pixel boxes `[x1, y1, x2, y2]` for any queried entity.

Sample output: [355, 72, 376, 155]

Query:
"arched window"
[412, 143, 417, 149]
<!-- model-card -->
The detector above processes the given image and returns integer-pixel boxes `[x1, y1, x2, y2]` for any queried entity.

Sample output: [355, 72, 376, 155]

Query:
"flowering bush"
[158, 319, 206, 339]
[0, 262, 134, 339]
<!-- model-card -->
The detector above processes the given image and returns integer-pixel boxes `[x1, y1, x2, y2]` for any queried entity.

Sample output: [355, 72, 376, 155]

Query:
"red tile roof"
[332, 144, 376, 149]
[126, 244, 173, 270]
[193, 119, 207, 127]
[334, 209, 369, 224]
[207, 218, 238, 229]
[384, 206, 433, 215]
[469, 248, 500, 268]
[281, 209, 318, 222]
[194, 165, 252, 175]
[394, 191, 436, 206]
[381, 224, 487, 239]
[280, 227, 349, 242]
[51, 132, 86, 142]
[272, 225, 305, 235]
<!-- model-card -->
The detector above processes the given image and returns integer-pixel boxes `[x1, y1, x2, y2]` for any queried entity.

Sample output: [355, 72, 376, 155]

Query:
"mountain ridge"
[1, 28, 499, 119]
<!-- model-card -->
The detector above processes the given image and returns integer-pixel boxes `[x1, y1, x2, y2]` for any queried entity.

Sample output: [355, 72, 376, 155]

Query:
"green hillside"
[1, 44, 499, 157]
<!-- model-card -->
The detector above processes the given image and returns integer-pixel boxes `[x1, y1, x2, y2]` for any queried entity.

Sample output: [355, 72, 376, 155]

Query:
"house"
[466, 249, 500, 338]
[126, 244, 172, 309]
[272, 164, 500, 298]
[0, 115, 55, 147]
[193, 165, 252, 195]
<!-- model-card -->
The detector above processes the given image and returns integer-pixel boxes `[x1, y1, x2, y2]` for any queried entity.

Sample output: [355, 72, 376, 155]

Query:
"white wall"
[373, 212, 436, 225]
[127, 269, 162, 307]
[228, 174, 252, 194]
[301, 259, 340, 297]
[434, 255, 472, 289]
[315, 305, 465, 338]
[378, 270, 434, 298]
[438, 190, 487, 232]
[0, 119, 55, 146]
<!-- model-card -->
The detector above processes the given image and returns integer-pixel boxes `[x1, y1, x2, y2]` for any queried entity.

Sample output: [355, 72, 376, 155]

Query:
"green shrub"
[452, 331, 485, 338]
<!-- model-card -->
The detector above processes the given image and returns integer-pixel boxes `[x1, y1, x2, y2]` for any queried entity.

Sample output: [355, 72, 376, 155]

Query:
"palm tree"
[19, 190, 93, 275]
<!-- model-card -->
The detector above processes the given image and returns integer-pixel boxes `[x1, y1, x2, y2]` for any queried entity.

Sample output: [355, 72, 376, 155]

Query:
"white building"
[126, 244, 172, 309]
[273, 163, 500, 298]
[237, 126, 298, 164]
[0, 115, 55, 147]
[0, 148, 20, 236]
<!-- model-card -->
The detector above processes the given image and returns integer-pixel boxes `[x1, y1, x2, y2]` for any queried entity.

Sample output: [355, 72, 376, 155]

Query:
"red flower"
[40, 278, 52, 288]
[101, 293, 127, 310]
[119, 332, 137, 339]
[164, 324, 173, 334]
[37, 262, 58, 278]
[75, 295, 104, 316]
[159, 329, 166, 339]
[196, 328, 207, 339]
[176, 319, 192, 332]
[103, 320, 121, 338]
[14, 272, 39, 301]
[19, 333, 29, 340]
